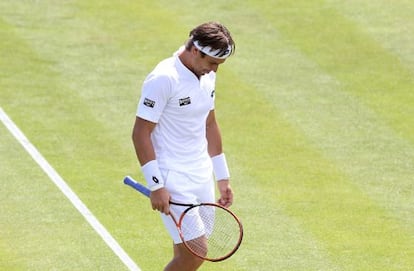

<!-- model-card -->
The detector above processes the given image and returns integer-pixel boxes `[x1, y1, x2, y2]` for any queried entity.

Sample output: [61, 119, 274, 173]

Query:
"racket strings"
[179, 205, 242, 261]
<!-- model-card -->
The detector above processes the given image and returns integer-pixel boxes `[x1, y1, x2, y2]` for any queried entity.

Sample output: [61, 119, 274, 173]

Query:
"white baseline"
[0, 107, 141, 271]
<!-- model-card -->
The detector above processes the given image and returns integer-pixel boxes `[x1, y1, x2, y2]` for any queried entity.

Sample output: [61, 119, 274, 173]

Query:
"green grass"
[1, 0, 414, 270]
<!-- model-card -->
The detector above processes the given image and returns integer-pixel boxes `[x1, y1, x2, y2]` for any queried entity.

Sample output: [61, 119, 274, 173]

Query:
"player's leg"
[164, 242, 204, 271]
[161, 170, 213, 270]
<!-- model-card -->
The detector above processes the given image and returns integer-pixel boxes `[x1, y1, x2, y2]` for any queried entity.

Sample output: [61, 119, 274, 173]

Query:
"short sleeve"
[136, 73, 171, 123]
[200, 71, 216, 110]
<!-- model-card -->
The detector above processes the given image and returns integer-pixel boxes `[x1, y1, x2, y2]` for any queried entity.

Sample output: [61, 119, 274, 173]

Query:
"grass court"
[1, 1, 414, 270]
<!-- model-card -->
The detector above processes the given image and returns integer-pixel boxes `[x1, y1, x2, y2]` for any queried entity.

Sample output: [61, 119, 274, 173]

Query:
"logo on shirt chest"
[210, 90, 215, 98]
[179, 97, 191, 106]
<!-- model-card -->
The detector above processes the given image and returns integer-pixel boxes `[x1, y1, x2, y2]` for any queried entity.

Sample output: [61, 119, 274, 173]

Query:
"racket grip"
[124, 176, 151, 197]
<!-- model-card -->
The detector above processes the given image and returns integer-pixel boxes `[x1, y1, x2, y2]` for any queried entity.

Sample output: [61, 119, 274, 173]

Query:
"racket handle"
[124, 176, 151, 197]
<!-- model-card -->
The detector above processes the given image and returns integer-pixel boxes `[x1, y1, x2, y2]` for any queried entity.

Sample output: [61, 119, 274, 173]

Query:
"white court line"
[0, 107, 141, 271]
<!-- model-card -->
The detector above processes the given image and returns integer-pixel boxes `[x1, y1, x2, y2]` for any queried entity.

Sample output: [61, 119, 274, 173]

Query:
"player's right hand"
[150, 188, 170, 215]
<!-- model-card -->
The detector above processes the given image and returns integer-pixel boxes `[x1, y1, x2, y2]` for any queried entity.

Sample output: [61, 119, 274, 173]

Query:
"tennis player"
[132, 22, 236, 271]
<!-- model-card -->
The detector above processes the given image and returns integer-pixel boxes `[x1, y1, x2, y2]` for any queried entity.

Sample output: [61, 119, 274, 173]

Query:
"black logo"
[152, 176, 159, 184]
[143, 98, 155, 108]
[179, 97, 191, 106]
[210, 90, 215, 98]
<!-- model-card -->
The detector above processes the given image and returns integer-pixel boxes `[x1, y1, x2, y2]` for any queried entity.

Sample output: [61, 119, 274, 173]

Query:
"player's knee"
[187, 255, 204, 270]
[182, 252, 204, 265]
[169, 254, 204, 271]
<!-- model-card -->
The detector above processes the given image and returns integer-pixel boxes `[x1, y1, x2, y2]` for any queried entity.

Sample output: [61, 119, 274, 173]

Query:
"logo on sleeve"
[179, 97, 191, 106]
[210, 90, 215, 98]
[152, 176, 159, 184]
[143, 98, 155, 108]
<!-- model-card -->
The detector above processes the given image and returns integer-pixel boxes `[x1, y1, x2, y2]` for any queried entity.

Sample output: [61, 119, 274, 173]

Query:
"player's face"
[192, 49, 226, 77]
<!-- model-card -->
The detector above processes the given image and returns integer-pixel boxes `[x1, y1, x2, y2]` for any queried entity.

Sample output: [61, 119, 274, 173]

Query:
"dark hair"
[185, 22, 235, 58]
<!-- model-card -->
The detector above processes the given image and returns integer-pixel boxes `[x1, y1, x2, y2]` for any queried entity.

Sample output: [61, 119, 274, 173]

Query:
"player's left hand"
[217, 180, 233, 207]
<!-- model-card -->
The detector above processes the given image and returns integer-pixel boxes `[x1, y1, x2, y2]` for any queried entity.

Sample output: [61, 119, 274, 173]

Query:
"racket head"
[176, 203, 243, 262]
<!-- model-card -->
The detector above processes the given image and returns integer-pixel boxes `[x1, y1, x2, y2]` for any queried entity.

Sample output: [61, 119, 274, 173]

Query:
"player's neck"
[178, 51, 200, 79]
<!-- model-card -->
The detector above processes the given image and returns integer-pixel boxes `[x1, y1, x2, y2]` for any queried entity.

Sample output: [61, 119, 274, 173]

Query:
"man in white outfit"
[132, 21, 235, 271]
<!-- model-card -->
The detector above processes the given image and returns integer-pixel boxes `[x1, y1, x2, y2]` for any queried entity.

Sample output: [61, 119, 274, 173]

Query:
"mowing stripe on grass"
[224, 2, 414, 269]
[218, 68, 414, 270]
[260, 0, 414, 144]
[241, 0, 414, 231]
[327, 0, 414, 72]
[0, 107, 141, 271]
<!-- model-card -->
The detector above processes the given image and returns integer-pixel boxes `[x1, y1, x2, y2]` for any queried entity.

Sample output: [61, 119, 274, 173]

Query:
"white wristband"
[211, 153, 230, 181]
[141, 160, 164, 191]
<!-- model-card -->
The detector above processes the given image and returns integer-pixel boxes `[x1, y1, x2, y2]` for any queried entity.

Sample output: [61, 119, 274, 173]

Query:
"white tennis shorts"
[160, 169, 215, 244]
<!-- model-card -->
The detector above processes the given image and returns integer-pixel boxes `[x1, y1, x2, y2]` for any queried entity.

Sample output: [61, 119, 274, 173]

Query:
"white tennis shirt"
[137, 51, 216, 182]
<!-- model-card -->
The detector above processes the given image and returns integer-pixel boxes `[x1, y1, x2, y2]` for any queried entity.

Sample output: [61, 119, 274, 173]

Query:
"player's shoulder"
[149, 57, 179, 80]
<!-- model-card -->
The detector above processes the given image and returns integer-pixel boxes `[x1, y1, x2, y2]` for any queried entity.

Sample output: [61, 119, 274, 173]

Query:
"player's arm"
[132, 117, 170, 214]
[206, 110, 233, 207]
[206, 109, 223, 157]
[132, 116, 156, 165]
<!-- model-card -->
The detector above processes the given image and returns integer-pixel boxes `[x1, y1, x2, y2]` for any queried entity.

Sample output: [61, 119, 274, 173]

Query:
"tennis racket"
[123, 175, 243, 262]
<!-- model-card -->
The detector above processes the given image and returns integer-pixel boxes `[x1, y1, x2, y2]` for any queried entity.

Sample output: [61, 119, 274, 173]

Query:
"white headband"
[193, 40, 232, 59]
